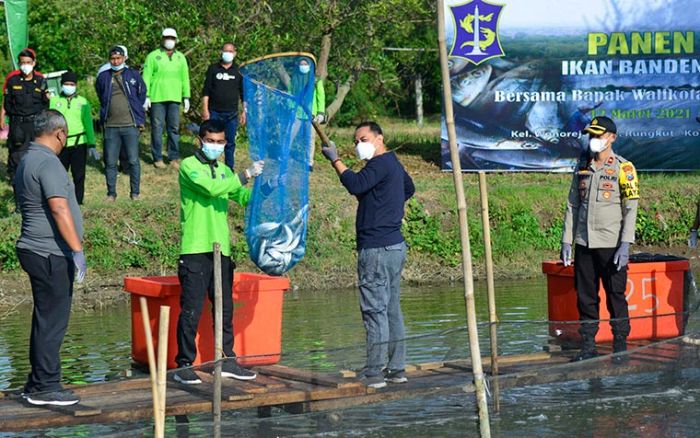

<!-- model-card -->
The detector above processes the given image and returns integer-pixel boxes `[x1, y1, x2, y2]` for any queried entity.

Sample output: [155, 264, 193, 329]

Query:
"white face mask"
[589, 137, 608, 154]
[201, 142, 225, 160]
[163, 39, 176, 50]
[20, 64, 33, 75]
[355, 141, 376, 161]
[62, 85, 77, 96]
[299, 64, 311, 74]
[221, 51, 235, 63]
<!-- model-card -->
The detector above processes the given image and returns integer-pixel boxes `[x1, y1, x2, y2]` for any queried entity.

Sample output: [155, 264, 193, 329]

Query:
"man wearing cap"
[95, 46, 147, 201]
[201, 42, 245, 171]
[97, 45, 129, 172]
[143, 28, 190, 169]
[2, 48, 50, 181]
[561, 116, 639, 363]
[49, 71, 96, 205]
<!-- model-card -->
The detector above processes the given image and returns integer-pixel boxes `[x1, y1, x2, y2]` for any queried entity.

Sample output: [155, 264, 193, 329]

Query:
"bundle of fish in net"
[241, 53, 315, 276]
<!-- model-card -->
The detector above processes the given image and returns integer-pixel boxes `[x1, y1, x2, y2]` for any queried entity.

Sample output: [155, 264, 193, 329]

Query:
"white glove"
[143, 98, 151, 110]
[183, 98, 190, 113]
[245, 160, 265, 178]
[690, 229, 698, 248]
[88, 147, 101, 161]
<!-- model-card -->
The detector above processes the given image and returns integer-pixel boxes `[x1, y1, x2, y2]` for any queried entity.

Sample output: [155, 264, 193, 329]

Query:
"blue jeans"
[358, 241, 408, 377]
[150, 102, 180, 162]
[104, 126, 141, 197]
[209, 110, 239, 170]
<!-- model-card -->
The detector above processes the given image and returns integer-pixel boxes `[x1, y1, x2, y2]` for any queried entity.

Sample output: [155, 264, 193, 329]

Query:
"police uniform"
[3, 71, 49, 176]
[562, 128, 639, 343]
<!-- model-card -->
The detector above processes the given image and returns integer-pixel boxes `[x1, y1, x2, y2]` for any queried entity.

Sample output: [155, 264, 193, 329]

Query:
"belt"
[10, 115, 36, 123]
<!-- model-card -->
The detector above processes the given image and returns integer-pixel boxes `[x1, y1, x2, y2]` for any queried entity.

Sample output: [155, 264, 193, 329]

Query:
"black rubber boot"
[572, 334, 598, 362]
[612, 335, 628, 364]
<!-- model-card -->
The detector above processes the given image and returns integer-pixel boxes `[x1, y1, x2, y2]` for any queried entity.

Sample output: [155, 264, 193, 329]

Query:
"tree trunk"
[316, 33, 331, 82]
[415, 73, 424, 126]
[326, 74, 357, 121]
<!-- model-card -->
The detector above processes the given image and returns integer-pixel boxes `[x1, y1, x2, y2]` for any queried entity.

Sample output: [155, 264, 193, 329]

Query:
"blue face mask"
[201, 142, 225, 161]
[111, 63, 126, 71]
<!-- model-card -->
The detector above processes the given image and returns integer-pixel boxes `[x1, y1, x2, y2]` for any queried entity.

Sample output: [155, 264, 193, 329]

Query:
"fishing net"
[240, 53, 315, 276]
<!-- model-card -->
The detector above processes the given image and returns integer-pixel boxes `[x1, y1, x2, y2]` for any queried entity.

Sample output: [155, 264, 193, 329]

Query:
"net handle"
[312, 120, 331, 145]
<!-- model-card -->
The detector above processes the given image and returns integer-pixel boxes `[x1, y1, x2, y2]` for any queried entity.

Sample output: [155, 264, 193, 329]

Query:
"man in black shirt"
[3, 48, 50, 180]
[201, 43, 245, 170]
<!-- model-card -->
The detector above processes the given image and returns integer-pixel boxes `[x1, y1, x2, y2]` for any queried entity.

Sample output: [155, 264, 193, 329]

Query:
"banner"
[4, 0, 28, 69]
[441, 0, 700, 172]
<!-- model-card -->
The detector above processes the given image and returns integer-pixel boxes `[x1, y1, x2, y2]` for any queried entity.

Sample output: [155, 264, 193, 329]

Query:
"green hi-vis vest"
[179, 155, 250, 257]
[143, 48, 191, 103]
[49, 94, 96, 147]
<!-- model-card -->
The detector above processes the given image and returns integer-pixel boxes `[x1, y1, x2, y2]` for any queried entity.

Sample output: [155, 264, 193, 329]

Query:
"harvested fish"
[451, 64, 492, 107]
[525, 100, 564, 143]
[250, 205, 308, 276]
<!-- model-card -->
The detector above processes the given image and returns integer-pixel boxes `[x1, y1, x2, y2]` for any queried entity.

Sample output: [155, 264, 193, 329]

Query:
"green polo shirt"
[49, 94, 96, 146]
[142, 48, 191, 103]
[179, 154, 250, 257]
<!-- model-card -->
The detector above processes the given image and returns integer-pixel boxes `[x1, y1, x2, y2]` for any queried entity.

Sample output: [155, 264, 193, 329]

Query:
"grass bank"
[0, 118, 699, 303]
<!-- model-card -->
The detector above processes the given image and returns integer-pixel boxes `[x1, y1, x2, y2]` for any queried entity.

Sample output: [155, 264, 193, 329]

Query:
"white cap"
[162, 28, 178, 39]
[118, 45, 128, 59]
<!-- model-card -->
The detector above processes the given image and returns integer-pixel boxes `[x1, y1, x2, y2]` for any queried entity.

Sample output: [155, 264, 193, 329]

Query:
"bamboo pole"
[139, 297, 163, 438]
[213, 243, 223, 438]
[437, 2, 491, 436]
[479, 171, 500, 412]
[157, 306, 170, 436]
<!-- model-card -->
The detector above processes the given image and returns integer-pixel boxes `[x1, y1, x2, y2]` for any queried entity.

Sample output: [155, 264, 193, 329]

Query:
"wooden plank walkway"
[0, 339, 697, 432]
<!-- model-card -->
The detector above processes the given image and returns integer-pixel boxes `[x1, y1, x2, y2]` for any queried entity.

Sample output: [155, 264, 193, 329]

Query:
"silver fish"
[470, 149, 576, 170]
[525, 100, 564, 144]
[250, 205, 308, 276]
[451, 64, 492, 108]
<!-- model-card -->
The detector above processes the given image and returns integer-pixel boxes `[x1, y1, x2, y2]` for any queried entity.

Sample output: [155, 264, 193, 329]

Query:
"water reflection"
[1, 275, 699, 437]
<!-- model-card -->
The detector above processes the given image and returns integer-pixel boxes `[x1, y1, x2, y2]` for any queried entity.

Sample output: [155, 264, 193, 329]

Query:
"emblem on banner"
[449, 0, 505, 65]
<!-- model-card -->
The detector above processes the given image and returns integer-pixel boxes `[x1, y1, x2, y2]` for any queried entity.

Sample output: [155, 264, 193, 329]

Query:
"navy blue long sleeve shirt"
[340, 152, 415, 250]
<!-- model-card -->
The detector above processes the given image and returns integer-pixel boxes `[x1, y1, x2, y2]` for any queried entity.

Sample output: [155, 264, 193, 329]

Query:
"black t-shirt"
[202, 62, 244, 113]
[3, 73, 49, 117]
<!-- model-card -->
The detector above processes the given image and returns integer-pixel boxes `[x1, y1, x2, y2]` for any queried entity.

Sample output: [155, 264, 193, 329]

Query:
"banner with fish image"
[442, 0, 700, 172]
[241, 53, 315, 275]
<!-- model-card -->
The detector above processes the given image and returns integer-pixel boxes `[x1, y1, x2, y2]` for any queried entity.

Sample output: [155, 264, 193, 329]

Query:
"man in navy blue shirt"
[321, 121, 415, 389]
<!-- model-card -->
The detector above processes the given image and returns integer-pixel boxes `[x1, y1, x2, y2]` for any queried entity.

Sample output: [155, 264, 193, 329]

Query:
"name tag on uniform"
[216, 73, 235, 81]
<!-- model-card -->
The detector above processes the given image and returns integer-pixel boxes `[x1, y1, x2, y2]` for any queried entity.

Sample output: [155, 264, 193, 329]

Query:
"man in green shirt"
[49, 71, 95, 205]
[143, 28, 190, 169]
[174, 119, 264, 384]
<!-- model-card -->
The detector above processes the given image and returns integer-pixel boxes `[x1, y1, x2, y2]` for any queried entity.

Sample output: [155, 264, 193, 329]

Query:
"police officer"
[3, 48, 50, 179]
[561, 116, 639, 363]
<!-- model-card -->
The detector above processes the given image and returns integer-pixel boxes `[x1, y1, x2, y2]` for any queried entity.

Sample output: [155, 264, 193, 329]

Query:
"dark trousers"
[150, 102, 180, 162]
[574, 245, 631, 338]
[176, 253, 235, 366]
[104, 126, 141, 197]
[7, 119, 35, 179]
[16, 248, 74, 393]
[59, 144, 87, 204]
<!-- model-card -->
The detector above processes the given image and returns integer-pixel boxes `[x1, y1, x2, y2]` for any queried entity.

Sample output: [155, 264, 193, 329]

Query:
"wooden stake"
[213, 243, 223, 438]
[437, 2, 491, 436]
[479, 171, 500, 412]
[157, 305, 170, 436]
[139, 297, 163, 438]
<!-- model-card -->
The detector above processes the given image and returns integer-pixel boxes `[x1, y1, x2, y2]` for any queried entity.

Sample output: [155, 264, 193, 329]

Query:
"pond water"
[1, 274, 699, 437]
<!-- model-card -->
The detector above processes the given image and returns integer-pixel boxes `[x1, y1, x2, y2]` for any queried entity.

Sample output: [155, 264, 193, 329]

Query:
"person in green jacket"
[173, 119, 264, 385]
[287, 58, 326, 169]
[49, 71, 95, 205]
[142, 27, 190, 169]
